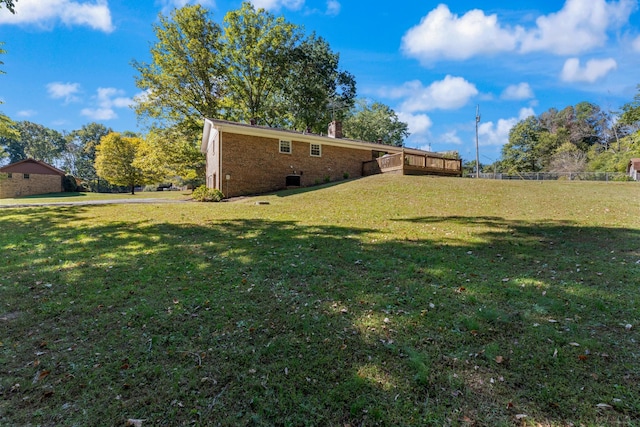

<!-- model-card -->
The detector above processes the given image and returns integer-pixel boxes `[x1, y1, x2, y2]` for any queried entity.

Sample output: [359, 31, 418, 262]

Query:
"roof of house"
[0, 158, 66, 176]
[201, 118, 450, 158]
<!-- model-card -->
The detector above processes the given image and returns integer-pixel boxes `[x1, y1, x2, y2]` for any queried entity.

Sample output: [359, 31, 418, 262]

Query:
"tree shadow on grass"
[0, 208, 638, 426]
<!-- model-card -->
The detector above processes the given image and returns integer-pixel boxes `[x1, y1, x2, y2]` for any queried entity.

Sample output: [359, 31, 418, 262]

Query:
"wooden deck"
[363, 152, 462, 177]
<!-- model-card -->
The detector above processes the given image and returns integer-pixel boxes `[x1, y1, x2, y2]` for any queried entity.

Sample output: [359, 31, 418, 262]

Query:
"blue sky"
[2, 0, 640, 162]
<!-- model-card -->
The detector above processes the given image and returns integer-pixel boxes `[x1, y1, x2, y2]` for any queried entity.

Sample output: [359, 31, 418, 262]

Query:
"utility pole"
[475, 105, 481, 179]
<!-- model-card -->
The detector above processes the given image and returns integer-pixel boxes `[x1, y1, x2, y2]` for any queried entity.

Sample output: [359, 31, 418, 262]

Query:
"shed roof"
[0, 158, 66, 176]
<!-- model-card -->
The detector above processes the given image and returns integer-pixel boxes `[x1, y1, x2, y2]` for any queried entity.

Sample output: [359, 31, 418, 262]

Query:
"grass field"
[0, 190, 191, 206]
[1, 175, 639, 426]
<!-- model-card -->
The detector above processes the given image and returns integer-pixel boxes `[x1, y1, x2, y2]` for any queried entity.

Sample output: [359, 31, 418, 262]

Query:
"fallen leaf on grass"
[495, 355, 504, 364]
[515, 414, 527, 420]
[578, 355, 588, 361]
[568, 342, 580, 347]
[596, 403, 612, 409]
[33, 370, 50, 384]
[126, 419, 146, 427]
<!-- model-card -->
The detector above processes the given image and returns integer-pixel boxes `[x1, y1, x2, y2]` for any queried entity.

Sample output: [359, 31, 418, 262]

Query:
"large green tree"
[95, 133, 161, 195]
[221, 1, 301, 126]
[138, 126, 205, 186]
[342, 99, 409, 146]
[133, 5, 226, 131]
[501, 116, 545, 173]
[133, 2, 356, 132]
[286, 34, 356, 132]
[619, 85, 640, 140]
[64, 123, 112, 189]
[0, 121, 65, 164]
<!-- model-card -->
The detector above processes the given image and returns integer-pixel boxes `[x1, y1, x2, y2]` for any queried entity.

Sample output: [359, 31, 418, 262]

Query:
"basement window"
[23, 173, 30, 179]
[279, 140, 291, 154]
[6, 173, 12, 178]
[310, 143, 321, 157]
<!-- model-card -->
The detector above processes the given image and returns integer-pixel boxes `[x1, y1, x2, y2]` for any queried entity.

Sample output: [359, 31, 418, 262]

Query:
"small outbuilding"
[628, 158, 640, 181]
[0, 158, 66, 198]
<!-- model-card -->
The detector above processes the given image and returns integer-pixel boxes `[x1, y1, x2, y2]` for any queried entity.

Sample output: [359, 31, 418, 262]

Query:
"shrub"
[343, 172, 350, 179]
[192, 185, 224, 202]
[62, 175, 79, 192]
[324, 175, 331, 183]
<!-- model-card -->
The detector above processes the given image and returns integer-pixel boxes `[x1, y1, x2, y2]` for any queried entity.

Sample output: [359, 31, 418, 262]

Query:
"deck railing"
[364, 152, 462, 177]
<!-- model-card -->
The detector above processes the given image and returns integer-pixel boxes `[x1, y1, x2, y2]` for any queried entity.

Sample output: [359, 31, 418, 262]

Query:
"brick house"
[200, 119, 462, 198]
[628, 158, 640, 181]
[0, 158, 66, 198]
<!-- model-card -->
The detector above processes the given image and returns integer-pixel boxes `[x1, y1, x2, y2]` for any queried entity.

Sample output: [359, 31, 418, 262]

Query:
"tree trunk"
[130, 184, 135, 195]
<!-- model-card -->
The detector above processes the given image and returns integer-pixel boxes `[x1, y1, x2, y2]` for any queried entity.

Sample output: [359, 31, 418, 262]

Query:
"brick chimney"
[328, 120, 343, 139]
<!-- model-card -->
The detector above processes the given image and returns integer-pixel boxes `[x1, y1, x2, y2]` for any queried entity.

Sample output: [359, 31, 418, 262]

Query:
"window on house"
[310, 144, 321, 157]
[23, 173, 30, 179]
[279, 140, 291, 154]
[7, 173, 12, 178]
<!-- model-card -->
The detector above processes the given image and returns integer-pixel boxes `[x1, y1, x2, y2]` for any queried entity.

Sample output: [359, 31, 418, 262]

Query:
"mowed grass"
[0, 190, 191, 206]
[0, 175, 639, 426]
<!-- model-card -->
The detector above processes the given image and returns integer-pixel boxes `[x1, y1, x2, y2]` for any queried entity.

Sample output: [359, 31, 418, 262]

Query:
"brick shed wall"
[219, 133, 374, 197]
[0, 173, 63, 198]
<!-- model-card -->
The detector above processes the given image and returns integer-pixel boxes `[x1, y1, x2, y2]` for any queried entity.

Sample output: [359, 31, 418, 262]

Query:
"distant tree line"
[493, 88, 640, 175]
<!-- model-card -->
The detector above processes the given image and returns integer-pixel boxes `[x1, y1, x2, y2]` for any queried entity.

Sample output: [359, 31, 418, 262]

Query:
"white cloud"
[401, 0, 637, 62]
[632, 35, 640, 51]
[519, 0, 636, 55]
[501, 83, 534, 100]
[386, 76, 478, 113]
[478, 107, 535, 147]
[398, 112, 432, 134]
[441, 130, 462, 145]
[47, 82, 82, 103]
[401, 4, 520, 62]
[326, 0, 340, 16]
[17, 110, 37, 117]
[396, 112, 432, 145]
[250, 0, 304, 11]
[81, 87, 133, 121]
[560, 57, 617, 82]
[159, 0, 216, 16]
[0, 0, 114, 32]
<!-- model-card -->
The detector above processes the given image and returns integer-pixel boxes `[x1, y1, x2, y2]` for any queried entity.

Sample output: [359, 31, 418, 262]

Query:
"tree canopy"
[342, 99, 409, 146]
[63, 123, 112, 189]
[133, 2, 356, 133]
[132, 5, 225, 133]
[499, 101, 626, 174]
[0, 121, 65, 164]
[95, 133, 162, 195]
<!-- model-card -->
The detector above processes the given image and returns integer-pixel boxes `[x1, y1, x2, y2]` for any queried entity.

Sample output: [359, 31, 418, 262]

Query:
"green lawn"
[1, 175, 638, 426]
[0, 190, 191, 206]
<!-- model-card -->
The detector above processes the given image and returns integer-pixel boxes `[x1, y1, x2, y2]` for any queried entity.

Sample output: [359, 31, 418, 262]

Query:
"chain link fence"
[466, 172, 632, 181]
